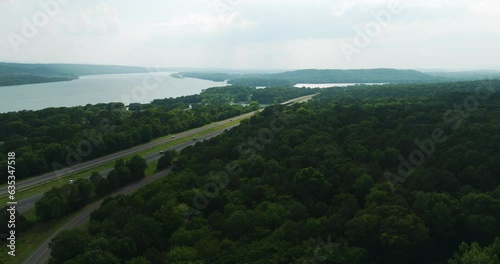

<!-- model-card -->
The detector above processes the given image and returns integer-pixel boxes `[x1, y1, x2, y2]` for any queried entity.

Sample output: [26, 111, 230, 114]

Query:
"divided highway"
[18, 94, 316, 264]
[22, 168, 174, 264]
[21, 125, 241, 264]
[15, 125, 238, 212]
[0, 111, 255, 197]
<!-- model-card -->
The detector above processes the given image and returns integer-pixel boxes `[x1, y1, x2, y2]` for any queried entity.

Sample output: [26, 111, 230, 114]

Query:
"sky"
[0, 0, 499, 70]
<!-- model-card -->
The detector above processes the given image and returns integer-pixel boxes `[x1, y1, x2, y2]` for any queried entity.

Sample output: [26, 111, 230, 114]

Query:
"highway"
[0, 112, 255, 197]
[11, 94, 317, 212]
[16, 124, 239, 213]
[19, 94, 316, 264]
[20, 119, 247, 264]
[22, 168, 174, 264]
[2, 94, 315, 198]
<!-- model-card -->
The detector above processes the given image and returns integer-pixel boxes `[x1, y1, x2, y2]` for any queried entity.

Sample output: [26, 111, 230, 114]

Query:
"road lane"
[0, 112, 254, 197]
[2, 94, 314, 197]
[22, 168, 173, 264]
[16, 125, 237, 213]
[21, 94, 316, 264]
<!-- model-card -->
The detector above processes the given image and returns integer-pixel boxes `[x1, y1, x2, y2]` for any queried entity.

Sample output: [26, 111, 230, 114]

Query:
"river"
[0, 72, 227, 113]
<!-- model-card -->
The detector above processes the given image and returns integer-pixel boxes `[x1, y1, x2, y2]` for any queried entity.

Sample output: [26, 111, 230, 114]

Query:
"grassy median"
[0, 118, 243, 205]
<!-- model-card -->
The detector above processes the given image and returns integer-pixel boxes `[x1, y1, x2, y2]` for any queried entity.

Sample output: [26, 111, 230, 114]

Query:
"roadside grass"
[22, 208, 37, 223]
[139, 119, 241, 157]
[0, 118, 244, 205]
[145, 160, 159, 176]
[0, 206, 91, 264]
[0, 158, 166, 264]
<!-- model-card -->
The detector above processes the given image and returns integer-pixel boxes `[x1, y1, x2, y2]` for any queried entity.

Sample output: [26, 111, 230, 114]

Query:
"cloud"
[0, 0, 499, 70]
[62, 2, 120, 35]
[467, 0, 500, 15]
[330, 0, 356, 16]
[148, 12, 253, 35]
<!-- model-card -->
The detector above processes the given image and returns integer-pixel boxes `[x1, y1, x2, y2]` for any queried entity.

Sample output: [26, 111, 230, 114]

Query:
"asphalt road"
[22, 125, 241, 263]
[16, 125, 238, 213]
[19, 94, 316, 264]
[0, 112, 255, 197]
[22, 168, 173, 264]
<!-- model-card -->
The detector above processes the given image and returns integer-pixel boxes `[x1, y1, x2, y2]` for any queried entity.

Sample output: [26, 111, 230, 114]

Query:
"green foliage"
[157, 150, 177, 171]
[47, 80, 500, 263]
[449, 240, 500, 264]
[48, 228, 92, 264]
[35, 156, 148, 221]
[178, 68, 442, 86]
[127, 155, 148, 180]
[0, 85, 309, 183]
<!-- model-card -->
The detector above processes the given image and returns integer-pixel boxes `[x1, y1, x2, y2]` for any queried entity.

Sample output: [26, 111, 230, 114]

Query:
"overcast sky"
[0, 0, 499, 70]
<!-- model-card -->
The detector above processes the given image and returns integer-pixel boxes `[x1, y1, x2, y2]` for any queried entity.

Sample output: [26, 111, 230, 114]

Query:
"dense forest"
[177, 69, 444, 86]
[47, 80, 500, 263]
[0, 86, 317, 182]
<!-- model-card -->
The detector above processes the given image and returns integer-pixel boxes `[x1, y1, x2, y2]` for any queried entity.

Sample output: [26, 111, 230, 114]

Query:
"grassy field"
[0, 119, 242, 205]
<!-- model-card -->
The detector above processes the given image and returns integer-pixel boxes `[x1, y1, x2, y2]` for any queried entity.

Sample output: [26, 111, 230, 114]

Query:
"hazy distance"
[0, 0, 499, 71]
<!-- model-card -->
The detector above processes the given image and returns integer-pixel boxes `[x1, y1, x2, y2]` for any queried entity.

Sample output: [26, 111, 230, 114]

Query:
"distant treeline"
[177, 68, 444, 86]
[0, 62, 150, 87]
[0, 75, 77, 87]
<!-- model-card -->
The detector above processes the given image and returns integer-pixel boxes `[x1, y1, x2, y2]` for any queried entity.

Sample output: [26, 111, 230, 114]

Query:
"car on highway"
[192, 137, 197, 141]
[171, 135, 176, 138]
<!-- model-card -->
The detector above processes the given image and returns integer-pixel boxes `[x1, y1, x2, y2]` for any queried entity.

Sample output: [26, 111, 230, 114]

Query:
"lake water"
[0, 72, 227, 113]
[294, 83, 387, 88]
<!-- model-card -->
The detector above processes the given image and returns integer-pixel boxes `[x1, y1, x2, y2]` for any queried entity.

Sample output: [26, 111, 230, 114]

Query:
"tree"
[49, 228, 92, 264]
[449, 241, 499, 264]
[109, 237, 137, 261]
[106, 169, 120, 190]
[66, 250, 120, 264]
[115, 158, 133, 185]
[139, 125, 153, 142]
[35, 188, 68, 221]
[292, 167, 332, 201]
[127, 155, 147, 180]
[166, 246, 200, 263]
[157, 150, 177, 171]
[126, 257, 150, 264]
[89, 171, 103, 186]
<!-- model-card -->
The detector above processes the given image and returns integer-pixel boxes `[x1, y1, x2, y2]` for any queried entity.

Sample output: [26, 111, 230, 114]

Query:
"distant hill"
[0, 62, 150, 87]
[177, 68, 444, 86]
[423, 70, 500, 81]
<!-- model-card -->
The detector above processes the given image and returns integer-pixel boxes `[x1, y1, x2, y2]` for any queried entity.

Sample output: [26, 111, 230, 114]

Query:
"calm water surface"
[0, 72, 227, 113]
